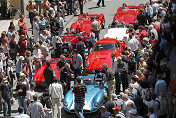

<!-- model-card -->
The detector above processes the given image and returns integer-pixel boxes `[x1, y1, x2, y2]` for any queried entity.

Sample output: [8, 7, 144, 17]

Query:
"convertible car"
[85, 38, 124, 73]
[113, 6, 142, 25]
[70, 12, 105, 34]
[62, 31, 87, 44]
[64, 72, 108, 113]
[33, 58, 72, 86]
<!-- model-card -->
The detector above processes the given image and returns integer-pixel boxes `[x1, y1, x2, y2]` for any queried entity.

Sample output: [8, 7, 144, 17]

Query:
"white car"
[104, 27, 129, 48]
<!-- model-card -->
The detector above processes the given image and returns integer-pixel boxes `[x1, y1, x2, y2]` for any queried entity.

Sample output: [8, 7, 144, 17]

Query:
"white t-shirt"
[15, 114, 30, 118]
[33, 49, 42, 62]
[26, 89, 36, 102]
[127, 38, 139, 51]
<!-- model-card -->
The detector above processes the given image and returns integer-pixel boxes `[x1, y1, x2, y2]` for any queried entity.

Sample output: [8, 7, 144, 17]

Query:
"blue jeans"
[74, 102, 85, 118]
[3, 99, 11, 116]
[18, 96, 27, 114]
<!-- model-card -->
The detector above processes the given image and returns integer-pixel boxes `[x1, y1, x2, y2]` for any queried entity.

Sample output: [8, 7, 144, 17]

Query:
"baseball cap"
[112, 106, 120, 110]
[129, 109, 137, 114]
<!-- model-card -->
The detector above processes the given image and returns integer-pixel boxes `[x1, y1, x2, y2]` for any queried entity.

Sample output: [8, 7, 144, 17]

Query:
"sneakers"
[97, 4, 100, 7]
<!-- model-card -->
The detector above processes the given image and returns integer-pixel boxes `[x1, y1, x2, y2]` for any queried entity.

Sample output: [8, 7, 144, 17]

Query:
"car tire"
[102, 17, 105, 29]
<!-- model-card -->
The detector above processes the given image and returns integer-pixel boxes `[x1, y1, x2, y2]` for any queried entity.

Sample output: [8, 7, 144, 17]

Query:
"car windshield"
[121, 7, 138, 11]
[49, 59, 72, 64]
[49, 59, 60, 63]
[93, 43, 117, 51]
[83, 77, 102, 85]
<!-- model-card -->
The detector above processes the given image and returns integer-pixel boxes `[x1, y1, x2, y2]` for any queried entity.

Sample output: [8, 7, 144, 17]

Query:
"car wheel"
[102, 17, 105, 29]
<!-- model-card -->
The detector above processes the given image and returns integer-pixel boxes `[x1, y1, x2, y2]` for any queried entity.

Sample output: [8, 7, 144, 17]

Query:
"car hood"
[71, 19, 92, 33]
[86, 50, 115, 70]
[33, 63, 60, 85]
[114, 10, 138, 23]
[66, 85, 104, 111]
[85, 85, 101, 100]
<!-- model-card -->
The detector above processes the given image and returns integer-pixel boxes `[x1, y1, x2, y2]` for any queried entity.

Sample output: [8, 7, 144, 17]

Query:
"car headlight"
[64, 101, 68, 107]
[93, 102, 99, 107]
[85, 62, 90, 68]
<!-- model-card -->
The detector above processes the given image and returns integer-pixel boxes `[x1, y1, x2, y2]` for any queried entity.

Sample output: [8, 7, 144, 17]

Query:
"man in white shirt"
[15, 107, 30, 118]
[128, 34, 139, 52]
[33, 43, 43, 72]
[49, 76, 63, 118]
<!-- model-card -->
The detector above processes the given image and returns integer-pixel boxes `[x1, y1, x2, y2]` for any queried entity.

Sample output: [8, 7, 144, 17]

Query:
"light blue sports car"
[63, 73, 108, 113]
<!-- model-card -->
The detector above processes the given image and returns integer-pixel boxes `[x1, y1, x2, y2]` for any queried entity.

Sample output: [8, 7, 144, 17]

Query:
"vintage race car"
[62, 31, 87, 44]
[70, 12, 105, 33]
[33, 58, 72, 86]
[85, 38, 124, 73]
[63, 73, 108, 113]
[113, 6, 143, 25]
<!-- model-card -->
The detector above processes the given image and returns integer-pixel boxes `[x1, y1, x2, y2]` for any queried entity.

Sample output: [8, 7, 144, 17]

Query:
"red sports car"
[33, 58, 72, 86]
[62, 32, 87, 44]
[70, 12, 105, 34]
[113, 6, 143, 24]
[85, 38, 124, 73]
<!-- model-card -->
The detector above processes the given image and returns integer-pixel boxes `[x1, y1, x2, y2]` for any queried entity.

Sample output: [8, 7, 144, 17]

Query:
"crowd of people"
[0, 0, 175, 118]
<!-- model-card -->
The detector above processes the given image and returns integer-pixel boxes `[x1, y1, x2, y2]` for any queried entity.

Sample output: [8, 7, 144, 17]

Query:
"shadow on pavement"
[88, 6, 99, 9]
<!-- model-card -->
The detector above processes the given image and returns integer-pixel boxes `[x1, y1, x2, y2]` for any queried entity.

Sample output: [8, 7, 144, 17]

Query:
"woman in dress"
[33, 17, 39, 43]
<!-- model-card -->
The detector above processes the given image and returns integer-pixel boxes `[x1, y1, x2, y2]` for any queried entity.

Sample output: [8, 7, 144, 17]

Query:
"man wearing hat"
[112, 106, 125, 118]
[0, 78, 12, 116]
